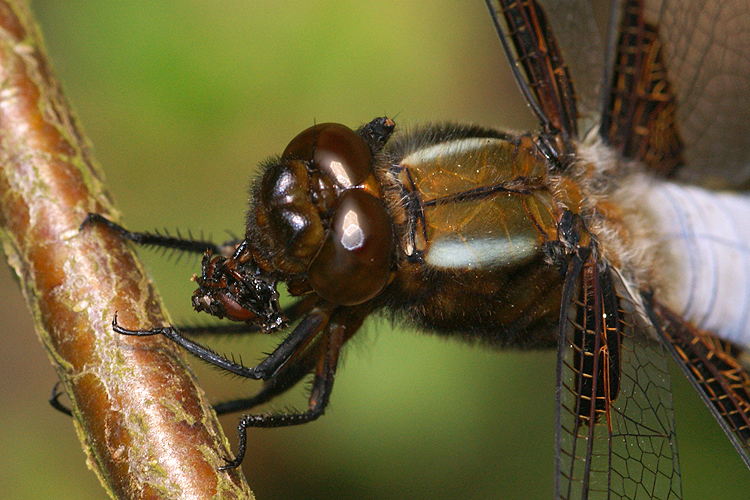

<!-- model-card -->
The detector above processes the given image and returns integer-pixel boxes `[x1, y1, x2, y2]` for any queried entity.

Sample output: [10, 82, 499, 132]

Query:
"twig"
[0, 2, 253, 498]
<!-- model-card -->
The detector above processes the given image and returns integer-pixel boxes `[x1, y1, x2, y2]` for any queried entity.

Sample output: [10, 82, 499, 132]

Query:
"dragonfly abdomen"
[647, 181, 750, 346]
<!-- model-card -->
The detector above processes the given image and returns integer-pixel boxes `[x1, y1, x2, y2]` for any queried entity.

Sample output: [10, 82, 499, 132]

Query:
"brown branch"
[0, 2, 253, 499]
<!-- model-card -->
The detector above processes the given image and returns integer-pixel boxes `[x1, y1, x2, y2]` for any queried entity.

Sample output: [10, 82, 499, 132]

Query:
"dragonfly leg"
[219, 317, 347, 470]
[80, 212, 226, 255]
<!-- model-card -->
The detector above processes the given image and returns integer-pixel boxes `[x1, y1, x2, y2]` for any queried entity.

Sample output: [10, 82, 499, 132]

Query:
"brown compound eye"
[307, 189, 393, 306]
[257, 160, 325, 272]
[282, 123, 372, 189]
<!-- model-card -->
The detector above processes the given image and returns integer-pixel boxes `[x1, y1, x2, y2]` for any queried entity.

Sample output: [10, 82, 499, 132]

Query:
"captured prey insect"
[71, 0, 750, 498]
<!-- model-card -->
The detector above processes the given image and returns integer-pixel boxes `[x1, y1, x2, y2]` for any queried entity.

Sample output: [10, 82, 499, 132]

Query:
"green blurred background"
[1, 1, 747, 499]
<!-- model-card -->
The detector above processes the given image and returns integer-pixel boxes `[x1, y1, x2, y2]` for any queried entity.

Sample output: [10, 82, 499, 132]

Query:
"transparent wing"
[602, 0, 750, 186]
[657, 0, 750, 186]
[532, 0, 607, 139]
[555, 255, 681, 499]
[651, 302, 750, 467]
[485, 0, 584, 139]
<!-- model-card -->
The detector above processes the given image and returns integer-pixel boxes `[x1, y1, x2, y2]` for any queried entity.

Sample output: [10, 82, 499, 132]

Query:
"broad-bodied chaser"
[72, 1, 750, 498]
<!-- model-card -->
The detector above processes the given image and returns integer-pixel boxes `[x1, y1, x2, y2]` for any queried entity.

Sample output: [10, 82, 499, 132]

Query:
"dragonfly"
[71, 0, 750, 498]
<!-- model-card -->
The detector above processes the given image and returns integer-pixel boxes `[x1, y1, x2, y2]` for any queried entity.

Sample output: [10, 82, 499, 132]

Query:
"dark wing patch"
[601, 0, 685, 177]
[556, 254, 681, 499]
[532, 0, 608, 140]
[485, 0, 579, 139]
[603, 0, 750, 187]
[652, 302, 750, 468]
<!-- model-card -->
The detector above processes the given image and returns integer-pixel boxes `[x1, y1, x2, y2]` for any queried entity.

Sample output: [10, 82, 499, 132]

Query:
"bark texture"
[0, 2, 252, 498]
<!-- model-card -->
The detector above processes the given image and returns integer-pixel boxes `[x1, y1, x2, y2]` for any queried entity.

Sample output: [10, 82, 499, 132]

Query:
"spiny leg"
[113, 305, 331, 380]
[220, 305, 369, 470]
[220, 320, 345, 470]
[80, 213, 225, 255]
[213, 331, 326, 415]
[111, 303, 363, 470]
[49, 300, 315, 417]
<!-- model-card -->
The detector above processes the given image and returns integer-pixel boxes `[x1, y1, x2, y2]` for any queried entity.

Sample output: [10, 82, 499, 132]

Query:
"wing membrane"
[651, 302, 750, 467]
[532, 0, 608, 139]
[601, 0, 684, 176]
[556, 254, 681, 499]
[655, 0, 750, 186]
[603, 0, 750, 186]
[485, 0, 580, 138]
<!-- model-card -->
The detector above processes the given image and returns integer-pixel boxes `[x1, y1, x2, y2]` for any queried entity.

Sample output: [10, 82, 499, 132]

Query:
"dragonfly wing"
[602, 0, 750, 186]
[657, 0, 750, 186]
[600, 0, 684, 176]
[555, 253, 681, 499]
[650, 301, 750, 468]
[531, 0, 608, 139]
[485, 0, 587, 139]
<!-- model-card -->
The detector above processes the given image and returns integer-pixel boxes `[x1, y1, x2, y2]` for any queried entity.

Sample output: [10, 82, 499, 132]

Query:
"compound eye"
[307, 189, 393, 306]
[282, 123, 372, 189]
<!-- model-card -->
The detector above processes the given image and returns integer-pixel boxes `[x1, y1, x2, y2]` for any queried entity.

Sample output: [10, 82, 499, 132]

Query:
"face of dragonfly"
[181, 1, 749, 497]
